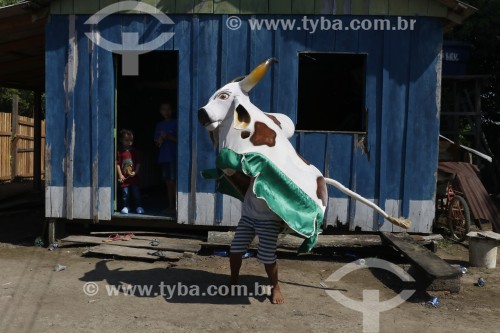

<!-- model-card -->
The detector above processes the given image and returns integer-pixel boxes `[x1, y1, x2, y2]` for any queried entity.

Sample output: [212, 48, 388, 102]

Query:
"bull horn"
[239, 57, 278, 93]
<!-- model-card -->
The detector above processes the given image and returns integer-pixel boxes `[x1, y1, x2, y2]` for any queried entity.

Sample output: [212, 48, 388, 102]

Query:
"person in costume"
[198, 57, 411, 304]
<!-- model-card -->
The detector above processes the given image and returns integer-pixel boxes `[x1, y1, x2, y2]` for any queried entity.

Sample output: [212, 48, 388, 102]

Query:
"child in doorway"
[154, 102, 177, 214]
[116, 129, 144, 214]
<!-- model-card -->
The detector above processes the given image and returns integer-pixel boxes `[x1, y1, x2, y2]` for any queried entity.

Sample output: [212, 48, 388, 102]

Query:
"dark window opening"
[297, 52, 367, 132]
[115, 51, 178, 218]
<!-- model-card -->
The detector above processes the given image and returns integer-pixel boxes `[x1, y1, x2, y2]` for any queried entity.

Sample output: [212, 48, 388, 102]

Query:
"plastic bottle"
[213, 250, 229, 257]
[48, 243, 59, 251]
[54, 264, 66, 272]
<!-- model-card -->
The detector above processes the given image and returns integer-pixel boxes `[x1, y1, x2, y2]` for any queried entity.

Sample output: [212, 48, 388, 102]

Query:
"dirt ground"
[1, 184, 500, 333]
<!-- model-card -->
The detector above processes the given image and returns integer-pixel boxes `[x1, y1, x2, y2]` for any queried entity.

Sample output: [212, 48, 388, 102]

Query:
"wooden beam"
[1, 69, 45, 82]
[0, 35, 44, 54]
[380, 232, 461, 279]
[0, 14, 45, 34]
[210, 232, 374, 248]
[207, 231, 443, 249]
[33, 91, 42, 192]
[10, 95, 18, 180]
[0, 57, 44, 75]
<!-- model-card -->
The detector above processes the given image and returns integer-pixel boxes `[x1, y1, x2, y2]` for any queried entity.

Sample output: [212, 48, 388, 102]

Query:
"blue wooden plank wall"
[45, 14, 442, 232]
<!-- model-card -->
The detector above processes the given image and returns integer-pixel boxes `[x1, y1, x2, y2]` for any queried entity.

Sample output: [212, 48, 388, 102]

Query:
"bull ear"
[239, 57, 278, 93]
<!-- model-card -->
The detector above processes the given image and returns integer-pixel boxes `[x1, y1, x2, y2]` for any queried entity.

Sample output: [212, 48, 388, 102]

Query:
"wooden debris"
[84, 244, 182, 261]
[61, 235, 201, 253]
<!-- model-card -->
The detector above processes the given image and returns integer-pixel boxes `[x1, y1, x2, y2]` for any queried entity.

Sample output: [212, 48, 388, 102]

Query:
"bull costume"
[198, 58, 411, 255]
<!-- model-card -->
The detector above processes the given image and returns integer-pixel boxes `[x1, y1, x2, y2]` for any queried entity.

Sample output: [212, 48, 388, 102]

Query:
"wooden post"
[33, 91, 42, 192]
[474, 80, 482, 153]
[10, 95, 18, 180]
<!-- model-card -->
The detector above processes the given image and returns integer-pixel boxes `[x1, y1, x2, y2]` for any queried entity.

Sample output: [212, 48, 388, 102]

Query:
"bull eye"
[217, 92, 230, 100]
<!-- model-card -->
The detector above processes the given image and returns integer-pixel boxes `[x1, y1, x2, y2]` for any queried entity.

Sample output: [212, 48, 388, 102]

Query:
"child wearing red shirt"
[116, 129, 144, 214]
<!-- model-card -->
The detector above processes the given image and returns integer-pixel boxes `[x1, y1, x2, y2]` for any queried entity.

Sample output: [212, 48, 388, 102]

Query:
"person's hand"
[118, 175, 125, 183]
[129, 171, 136, 177]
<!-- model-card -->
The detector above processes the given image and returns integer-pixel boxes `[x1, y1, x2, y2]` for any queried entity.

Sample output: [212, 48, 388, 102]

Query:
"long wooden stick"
[324, 177, 411, 229]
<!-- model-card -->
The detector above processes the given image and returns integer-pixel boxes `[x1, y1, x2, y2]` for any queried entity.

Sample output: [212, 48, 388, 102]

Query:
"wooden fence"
[0, 111, 45, 181]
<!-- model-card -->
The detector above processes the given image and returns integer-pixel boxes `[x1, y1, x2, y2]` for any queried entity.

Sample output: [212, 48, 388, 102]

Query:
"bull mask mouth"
[234, 104, 251, 129]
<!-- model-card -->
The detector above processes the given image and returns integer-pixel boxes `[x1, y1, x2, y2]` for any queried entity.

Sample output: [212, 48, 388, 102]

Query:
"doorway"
[114, 51, 178, 218]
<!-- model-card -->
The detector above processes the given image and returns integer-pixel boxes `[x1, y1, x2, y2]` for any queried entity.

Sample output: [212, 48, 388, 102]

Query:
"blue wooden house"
[43, 0, 476, 235]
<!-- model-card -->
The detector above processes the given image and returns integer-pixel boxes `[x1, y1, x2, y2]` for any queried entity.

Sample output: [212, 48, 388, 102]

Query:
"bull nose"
[198, 108, 211, 126]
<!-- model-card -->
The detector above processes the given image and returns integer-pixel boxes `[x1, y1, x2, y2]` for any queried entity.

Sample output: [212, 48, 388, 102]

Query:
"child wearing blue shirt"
[154, 102, 177, 214]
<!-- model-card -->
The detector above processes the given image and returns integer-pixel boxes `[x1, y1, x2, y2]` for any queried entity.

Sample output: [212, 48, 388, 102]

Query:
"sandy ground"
[1, 184, 500, 333]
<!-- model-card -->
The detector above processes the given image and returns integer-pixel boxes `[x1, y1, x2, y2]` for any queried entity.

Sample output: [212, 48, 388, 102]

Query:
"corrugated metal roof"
[438, 162, 500, 232]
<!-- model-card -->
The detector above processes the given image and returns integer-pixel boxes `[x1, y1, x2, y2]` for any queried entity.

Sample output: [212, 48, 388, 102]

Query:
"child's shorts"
[230, 216, 282, 264]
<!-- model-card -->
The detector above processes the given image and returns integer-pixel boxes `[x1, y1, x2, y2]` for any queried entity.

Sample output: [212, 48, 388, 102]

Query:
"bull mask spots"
[316, 177, 327, 207]
[250, 122, 277, 147]
[265, 114, 282, 129]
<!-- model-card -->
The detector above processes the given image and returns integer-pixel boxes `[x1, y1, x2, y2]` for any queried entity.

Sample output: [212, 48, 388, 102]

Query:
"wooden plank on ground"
[207, 232, 383, 248]
[61, 235, 201, 253]
[84, 244, 182, 261]
[90, 230, 207, 240]
[380, 232, 461, 279]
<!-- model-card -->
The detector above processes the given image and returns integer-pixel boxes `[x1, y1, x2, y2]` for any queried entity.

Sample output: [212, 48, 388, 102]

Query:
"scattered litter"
[356, 259, 366, 265]
[319, 282, 328, 288]
[427, 296, 440, 308]
[450, 264, 467, 275]
[150, 239, 160, 247]
[2, 282, 12, 287]
[148, 250, 166, 258]
[48, 243, 59, 251]
[88, 299, 98, 304]
[34, 237, 44, 247]
[477, 277, 485, 287]
[242, 251, 253, 259]
[213, 250, 229, 257]
[102, 233, 135, 242]
[54, 264, 66, 272]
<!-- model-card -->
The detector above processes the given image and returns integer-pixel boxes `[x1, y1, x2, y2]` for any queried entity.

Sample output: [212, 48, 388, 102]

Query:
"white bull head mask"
[198, 58, 295, 147]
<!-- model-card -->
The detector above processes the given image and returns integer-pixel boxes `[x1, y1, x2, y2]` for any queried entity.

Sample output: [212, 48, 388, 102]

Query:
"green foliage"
[445, 0, 500, 164]
[0, 88, 45, 118]
[0, 0, 21, 7]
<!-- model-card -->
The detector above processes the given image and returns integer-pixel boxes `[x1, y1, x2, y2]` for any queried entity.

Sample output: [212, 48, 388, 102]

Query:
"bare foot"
[271, 286, 284, 304]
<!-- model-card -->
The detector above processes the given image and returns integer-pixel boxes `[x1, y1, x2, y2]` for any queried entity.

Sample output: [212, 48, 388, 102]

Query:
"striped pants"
[230, 216, 282, 264]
